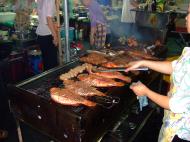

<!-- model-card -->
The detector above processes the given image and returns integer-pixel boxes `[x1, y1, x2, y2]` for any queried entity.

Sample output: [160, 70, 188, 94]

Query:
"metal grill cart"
[7, 1, 167, 141]
[8, 58, 163, 142]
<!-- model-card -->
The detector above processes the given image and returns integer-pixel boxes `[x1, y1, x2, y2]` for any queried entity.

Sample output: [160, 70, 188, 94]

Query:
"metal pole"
[63, 0, 71, 62]
[8, 101, 23, 142]
[56, 0, 64, 65]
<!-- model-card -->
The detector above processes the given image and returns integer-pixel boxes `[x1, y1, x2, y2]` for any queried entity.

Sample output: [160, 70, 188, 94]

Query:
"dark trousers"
[37, 35, 58, 71]
[0, 63, 10, 128]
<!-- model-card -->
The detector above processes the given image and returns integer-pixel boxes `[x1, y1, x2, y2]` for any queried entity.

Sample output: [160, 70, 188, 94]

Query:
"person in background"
[121, 0, 139, 37]
[126, 4, 190, 142]
[36, 0, 58, 71]
[80, 0, 108, 49]
[121, 0, 139, 23]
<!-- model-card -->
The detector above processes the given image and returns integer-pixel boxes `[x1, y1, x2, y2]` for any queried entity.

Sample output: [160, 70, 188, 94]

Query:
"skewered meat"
[60, 63, 93, 80]
[50, 87, 96, 107]
[77, 74, 125, 87]
[80, 52, 108, 65]
[64, 81, 106, 96]
[92, 72, 131, 83]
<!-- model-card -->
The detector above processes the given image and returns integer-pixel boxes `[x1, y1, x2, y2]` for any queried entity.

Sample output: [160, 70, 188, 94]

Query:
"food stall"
[6, 2, 167, 139]
[1, 0, 188, 142]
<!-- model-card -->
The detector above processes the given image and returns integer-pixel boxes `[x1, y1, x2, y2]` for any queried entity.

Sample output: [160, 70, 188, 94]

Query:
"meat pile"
[50, 48, 157, 107]
[80, 48, 157, 68]
[50, 63, 131, 107]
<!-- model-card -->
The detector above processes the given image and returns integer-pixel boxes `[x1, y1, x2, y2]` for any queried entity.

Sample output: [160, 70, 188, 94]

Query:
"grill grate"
[26, 76, 63, 100]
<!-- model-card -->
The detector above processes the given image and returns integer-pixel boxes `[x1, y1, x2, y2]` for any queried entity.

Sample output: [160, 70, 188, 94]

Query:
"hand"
[130, 81, 149, 97]
[125, 61, 143, 72]
[53, 34, 58, 47]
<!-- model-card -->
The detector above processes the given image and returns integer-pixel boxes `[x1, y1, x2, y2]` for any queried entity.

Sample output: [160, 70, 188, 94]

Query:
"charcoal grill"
[8, 60, 162, 142]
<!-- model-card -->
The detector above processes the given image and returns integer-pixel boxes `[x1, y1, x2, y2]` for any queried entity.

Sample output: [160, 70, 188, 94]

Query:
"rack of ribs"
[92, 72, 131, 83]
[50, 87, 96, 107]
[127, 50, 158, 60]
[80, 52, 108, 65]
[64, 81, 107, 97]
[77, 74, 125, 87]
[101, 56, 134, 68]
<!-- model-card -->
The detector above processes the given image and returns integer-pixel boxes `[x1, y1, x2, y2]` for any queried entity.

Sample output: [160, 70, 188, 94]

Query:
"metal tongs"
[88, 95, 120, 109]
[94, 67, 149, 73]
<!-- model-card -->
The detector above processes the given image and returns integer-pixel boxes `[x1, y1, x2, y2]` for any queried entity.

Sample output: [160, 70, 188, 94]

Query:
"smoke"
[108, 11, 168, 44]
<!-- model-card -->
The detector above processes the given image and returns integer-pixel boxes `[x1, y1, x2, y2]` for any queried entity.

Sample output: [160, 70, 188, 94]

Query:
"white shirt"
[121, 0, 136, 23]
[36, 0, 56, 36]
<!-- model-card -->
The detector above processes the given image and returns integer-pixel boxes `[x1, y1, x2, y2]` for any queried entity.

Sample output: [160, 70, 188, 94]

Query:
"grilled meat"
[127, 50, 158, 60]
[80, 52, 108, 65]
[60, 63, 93, 80]
[64, 81, 106, 96]
[50, 87, 96, 107]
[92, 72, 131, 83]
[101, 56, 133, 68]
[63, 79, 75, 85]
[127, 37, 138, 47]
[77, 74, 125, 87]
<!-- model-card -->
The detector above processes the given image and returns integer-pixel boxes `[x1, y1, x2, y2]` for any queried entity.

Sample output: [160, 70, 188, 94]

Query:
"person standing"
[121, 0, 139, 36]
[126, 3, 190, 142]
[80, 0, 108, 49]
[121, 0, 139, 23]
[36, 0, 58, 71]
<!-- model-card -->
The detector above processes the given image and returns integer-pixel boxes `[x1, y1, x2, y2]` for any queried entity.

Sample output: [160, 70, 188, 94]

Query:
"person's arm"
[45, 0, 58, 46]
[145, 86, 170, 109]
[126, 60, 173, 75]
[47, 16, 58, 46]
[130, 81, 170, 109]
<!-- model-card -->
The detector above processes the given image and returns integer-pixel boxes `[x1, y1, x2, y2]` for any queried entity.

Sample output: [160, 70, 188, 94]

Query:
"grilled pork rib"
[50, 87, 96, 107]
[92, 72, 131, 83]
[101, 56, 133, 68]
[64, 81, 106, 96]
[80, 52, 108, 65]
[77, 74, 125, 87]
